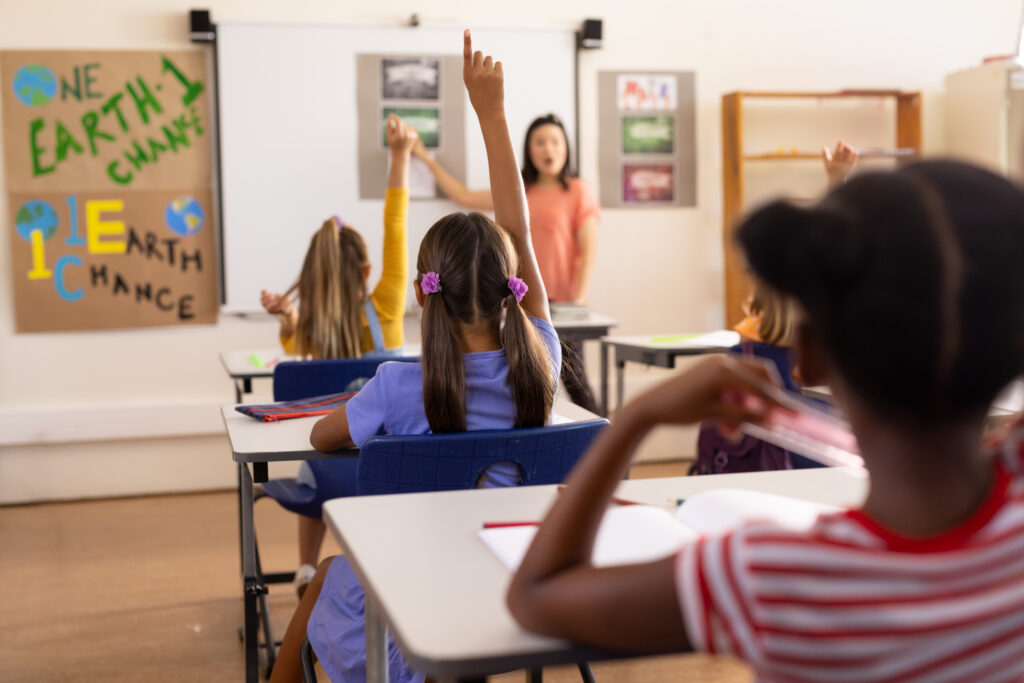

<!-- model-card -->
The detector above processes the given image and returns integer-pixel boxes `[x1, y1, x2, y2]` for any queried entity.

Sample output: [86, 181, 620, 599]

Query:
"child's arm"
[507, 355, 785, 651]
[310, 405, 355, 452]
[261, 289, 298, 341]
[822, 140, 859, 188]
[463, 30, 550, 323]
[371, 115, 414, 328]
[412, 140, 495, 211]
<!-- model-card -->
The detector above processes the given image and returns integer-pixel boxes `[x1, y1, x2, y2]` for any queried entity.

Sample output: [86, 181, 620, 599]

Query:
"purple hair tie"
[333, 215, 344, 232]
[421, 271, 441, 294]
[508, 276, 528, 303]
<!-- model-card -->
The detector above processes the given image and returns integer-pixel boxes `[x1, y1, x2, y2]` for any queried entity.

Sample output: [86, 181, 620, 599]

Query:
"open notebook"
[479, 489, 842, 571]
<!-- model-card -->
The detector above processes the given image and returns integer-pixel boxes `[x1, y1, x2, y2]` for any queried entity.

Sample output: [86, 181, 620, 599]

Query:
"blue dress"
[307, 317, 561, 682]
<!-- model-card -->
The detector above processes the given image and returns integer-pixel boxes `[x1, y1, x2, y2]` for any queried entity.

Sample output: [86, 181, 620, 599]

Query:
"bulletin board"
[215, 21, 577, 313]
[1, 50, 218, 332]
[597, 70, 697, 208]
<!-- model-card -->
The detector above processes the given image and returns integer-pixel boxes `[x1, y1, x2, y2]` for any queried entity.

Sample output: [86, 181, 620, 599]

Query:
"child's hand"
[626, 355, 790, 430]
[260, 289, 293, 316]
[463, 29, 504, 121]
[385, 114, 419, 156]
[410, 137, 429, 160]
[822, 140, 859, 187]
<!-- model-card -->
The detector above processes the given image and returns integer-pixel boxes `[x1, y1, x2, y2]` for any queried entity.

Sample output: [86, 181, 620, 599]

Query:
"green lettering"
[29, 118, 55, 176]
[146, 136, 167, 164]
[60, 67, 82, 101]
[83, 63, 102, 99]
[54, 121, 84, 163]
[125, 77, 162, 125]
[125, 140, 149, 171]
[101, 93, 129, 132]
[161, 123, 189, 152]
[161, 55, 204, 106]
[81, 111, 114, 155]
[107, 160, 132, 185]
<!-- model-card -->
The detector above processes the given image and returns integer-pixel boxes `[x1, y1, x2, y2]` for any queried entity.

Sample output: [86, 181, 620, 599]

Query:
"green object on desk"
[249, 353, 265, 368]
[650, 334, 700, 343]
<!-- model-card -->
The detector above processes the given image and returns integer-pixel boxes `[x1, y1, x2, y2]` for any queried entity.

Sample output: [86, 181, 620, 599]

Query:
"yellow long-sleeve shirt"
[281, 187, 408, 355]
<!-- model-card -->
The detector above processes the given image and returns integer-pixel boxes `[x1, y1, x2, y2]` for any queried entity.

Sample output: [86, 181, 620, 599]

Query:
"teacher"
[412, 113, 600, 412]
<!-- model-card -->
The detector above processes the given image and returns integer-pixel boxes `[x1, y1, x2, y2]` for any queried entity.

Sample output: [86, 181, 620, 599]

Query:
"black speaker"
[190, 9, 215, 43]
[579, 18, 602, 49]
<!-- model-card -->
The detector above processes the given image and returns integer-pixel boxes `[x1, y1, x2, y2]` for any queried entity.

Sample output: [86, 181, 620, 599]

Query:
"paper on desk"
[480, 490, 842, 571]
[479, 505, 696, 571]
[651, 330, 740, 347]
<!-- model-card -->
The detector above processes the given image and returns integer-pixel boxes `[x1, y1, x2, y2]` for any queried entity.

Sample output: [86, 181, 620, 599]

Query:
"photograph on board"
[622, 116, 674, 155]
[380, 107, 441, 150]
[381, 57, 440, 100]
[617, 74, 677, 111]
[623, 163, 674, 203]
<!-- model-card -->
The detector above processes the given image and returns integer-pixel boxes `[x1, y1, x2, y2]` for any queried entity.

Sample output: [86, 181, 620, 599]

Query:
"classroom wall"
[1, 0, 1020, 503]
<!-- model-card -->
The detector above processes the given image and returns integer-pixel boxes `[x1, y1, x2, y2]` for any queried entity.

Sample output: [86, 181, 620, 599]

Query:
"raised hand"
[463, 29, 504, 121]
[385, 113, 419, 156]
[260, 289, 293, 316]
[822, 140, 859, 187]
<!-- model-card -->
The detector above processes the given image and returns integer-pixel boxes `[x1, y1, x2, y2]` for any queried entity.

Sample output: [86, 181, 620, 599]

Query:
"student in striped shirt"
[508, 160, 1024, 681]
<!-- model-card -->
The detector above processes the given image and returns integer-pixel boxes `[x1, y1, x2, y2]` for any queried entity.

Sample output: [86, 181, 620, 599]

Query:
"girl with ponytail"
[259, 114, 417, 598]
[269, 32, 561, 683]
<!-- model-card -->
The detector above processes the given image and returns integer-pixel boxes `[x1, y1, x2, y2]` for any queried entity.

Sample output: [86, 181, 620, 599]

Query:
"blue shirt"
[345, 316, 561, 486]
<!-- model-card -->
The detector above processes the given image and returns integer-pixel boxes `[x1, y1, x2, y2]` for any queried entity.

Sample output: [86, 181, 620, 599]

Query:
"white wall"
[2, 0, 1021, 503]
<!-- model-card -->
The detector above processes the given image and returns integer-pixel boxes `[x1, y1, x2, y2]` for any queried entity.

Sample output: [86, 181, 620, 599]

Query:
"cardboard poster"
[623, 164, 675, 203]
[1, 50, 217, 331]
[617, 74, 677, 111]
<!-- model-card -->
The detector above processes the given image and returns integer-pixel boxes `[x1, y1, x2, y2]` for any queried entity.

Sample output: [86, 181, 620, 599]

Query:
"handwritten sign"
[2, 50, 216, 332]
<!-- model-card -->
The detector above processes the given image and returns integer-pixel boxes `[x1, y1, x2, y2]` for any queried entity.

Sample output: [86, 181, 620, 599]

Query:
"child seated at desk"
[259, 114, 416, 595]
[268, 31, 561, 683]
[508, 159, 1024, 681]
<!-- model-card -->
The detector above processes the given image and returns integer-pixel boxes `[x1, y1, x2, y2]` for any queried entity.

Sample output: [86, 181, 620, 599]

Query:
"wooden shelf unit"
[720, 90, 922, 327]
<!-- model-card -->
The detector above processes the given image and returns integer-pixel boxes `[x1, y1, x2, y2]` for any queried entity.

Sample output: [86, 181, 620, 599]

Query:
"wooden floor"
[0, 461, 751, 682]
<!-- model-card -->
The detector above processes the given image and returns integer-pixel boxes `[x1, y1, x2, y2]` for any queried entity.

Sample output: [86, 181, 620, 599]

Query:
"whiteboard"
[216, 21, 577, 312]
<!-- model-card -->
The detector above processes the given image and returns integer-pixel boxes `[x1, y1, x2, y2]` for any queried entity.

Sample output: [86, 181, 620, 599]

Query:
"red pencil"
[482, 521, 539, 529]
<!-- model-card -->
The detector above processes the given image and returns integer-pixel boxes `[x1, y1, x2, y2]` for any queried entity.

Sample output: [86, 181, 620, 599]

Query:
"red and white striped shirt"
[675, 438, 1024, 682]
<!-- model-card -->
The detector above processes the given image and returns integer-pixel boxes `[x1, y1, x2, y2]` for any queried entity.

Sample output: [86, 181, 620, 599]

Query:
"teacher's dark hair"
[521, 113, 574, 190]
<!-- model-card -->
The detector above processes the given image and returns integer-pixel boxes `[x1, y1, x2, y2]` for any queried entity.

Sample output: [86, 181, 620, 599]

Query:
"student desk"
[221, 396, 603, 683]
[551, 311, 618, 345]
[219, 349, 291, 403]
[322, 466, 868, 682]
[219, 345, 424, 402]
[599, 331, 740, 416]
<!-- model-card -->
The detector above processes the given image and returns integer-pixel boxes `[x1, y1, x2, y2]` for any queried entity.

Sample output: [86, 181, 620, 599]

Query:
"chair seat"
[260, 478, 319, 517]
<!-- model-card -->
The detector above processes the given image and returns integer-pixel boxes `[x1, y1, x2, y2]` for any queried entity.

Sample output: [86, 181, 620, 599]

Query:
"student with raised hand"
[259, 113, 416, 596]
[268, 30, 561, 683]
[412, 107, 600, 413]
[507, 160, 1024, 681]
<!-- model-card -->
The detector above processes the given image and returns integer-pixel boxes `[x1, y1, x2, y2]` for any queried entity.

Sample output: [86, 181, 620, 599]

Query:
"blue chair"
[297, 418, 610, 683]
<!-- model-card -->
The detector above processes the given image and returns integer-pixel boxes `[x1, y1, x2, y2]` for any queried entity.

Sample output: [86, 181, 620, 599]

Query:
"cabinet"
[720, 91, 922, 327]
[945, 61, 1024, 183]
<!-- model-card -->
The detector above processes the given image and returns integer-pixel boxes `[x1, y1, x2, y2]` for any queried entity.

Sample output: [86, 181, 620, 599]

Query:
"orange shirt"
[525, 178, 600, 303]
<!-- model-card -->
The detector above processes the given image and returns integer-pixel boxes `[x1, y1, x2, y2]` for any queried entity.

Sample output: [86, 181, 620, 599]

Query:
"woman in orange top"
[413, 114, 601, 412]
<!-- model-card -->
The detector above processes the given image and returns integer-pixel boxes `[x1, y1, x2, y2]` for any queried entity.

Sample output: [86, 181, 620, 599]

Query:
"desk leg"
[600, 341, 609, 417]
[616, 359, 626, 414]
[240, 462, 261, 683]
[365, 595, 390, 683]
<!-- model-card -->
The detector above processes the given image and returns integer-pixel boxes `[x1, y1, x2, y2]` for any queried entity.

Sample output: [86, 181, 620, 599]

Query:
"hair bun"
[738, 200, 865, 302]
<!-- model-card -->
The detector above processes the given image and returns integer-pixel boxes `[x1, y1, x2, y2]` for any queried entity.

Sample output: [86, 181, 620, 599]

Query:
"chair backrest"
[273, 357, 417, 401]
[355, 419, 609, 495]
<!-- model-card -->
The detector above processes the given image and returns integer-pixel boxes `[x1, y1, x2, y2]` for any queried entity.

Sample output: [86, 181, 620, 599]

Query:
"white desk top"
[601, 330, 740, 351]
[550, 312, 619, 331]
[221, 396, 604, 464]
[219, 346, 423, 380]
[323, 466, 867, 678]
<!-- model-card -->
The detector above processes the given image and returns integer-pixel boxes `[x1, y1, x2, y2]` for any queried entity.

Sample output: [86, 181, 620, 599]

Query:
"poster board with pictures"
[1, 50, 217, 332]
[597, 71, 696, 208]
[216, 22, 576, 313]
